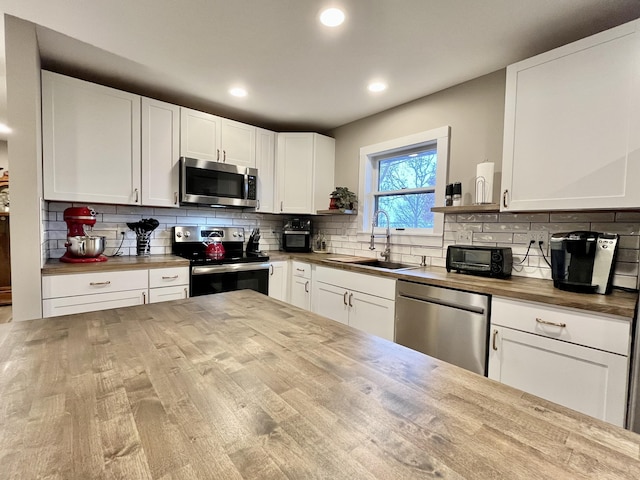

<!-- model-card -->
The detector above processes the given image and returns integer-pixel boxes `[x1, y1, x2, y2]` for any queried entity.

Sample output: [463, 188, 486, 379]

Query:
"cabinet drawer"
[149, 285, 189, 303]
[42, 270, 148, 299]
[149, 267, 189, 288]
[291, 261, 311, 279]
[491, 297, 631, 355]
[315, 266, 395, 300]
[43, 289, 147, 317]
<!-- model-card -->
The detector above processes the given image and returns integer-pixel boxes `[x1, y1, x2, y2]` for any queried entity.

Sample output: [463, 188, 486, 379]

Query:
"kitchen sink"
[355, 260, 418, 270]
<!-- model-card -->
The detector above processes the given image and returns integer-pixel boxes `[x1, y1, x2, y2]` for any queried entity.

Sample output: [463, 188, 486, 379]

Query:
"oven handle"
[191, 262, 271, 275]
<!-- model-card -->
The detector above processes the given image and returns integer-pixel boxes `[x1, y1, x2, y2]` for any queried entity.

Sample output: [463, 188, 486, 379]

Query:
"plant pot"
[329, 197, 339, 209]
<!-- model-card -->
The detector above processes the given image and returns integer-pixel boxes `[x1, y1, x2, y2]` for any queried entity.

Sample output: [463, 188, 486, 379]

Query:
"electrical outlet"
[527, 230, 548, 247]
[456, 230, 473, 244]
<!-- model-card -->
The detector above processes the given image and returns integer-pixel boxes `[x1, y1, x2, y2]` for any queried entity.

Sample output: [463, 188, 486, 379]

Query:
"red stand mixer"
[60, 206, 108, 263]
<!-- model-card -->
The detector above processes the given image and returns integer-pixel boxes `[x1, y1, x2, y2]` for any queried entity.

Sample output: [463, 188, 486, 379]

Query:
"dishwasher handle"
[396, 292, 486, 315]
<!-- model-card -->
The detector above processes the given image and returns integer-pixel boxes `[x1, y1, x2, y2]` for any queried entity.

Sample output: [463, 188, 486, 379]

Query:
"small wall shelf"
[431, 204, 500, 214]
[316, 209, 357, 215]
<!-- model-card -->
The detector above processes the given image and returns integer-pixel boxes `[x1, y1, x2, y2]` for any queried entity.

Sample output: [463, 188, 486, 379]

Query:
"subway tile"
[616, 211, 640, 222]
[592, 222, 640, 235]
[482, 223, 530, 232]
[473, 232, 513, 243]
[538, 223, 590, 232]
[549, 212, 615, 223]
[612, 274, 638, 290]
[619, 235, 640, 249]
[614, 262, 639, 276]
[456, 213, 498, 222]
[616, 249, 639, 263]
[499, 213, 550, 223]
[431, 257, 446, 268]
[116, 205, 154, 215]
[410, 246, 443, 257]
[445, 222, 483, 232]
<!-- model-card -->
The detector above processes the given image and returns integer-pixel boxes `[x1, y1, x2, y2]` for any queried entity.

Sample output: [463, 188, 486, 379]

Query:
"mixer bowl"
[66, 235, 106, 257]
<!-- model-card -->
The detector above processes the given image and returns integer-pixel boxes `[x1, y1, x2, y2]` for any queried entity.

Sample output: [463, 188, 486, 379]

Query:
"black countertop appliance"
[282, 218, 312, 252]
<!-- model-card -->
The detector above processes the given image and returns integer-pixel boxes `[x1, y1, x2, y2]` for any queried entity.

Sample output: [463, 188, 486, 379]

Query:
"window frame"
[359, 126, 450, 236]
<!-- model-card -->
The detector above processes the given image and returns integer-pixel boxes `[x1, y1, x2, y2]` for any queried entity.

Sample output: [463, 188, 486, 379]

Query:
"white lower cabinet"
[488, 296, 630, 426]
[268, 261, 289, 302]
[148, 267, 189, 304]
[290, 261, 311, 310]
[42, 266, 190, 316]
[312, 266, 395, 341]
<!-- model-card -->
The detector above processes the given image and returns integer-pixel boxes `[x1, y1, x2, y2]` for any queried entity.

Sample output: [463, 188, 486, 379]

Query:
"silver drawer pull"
[296, 268, 305, 272]
[89, 281, 111, 286]
[162, 275, 179, 280]
[536, 317, 566, 328]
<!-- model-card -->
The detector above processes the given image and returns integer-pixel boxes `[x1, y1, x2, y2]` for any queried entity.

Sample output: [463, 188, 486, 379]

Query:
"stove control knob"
[233, 232, 238, 237]
[184, 231, 191, 238]
[238, 232, 243, 237]
[176, 232, 182, 238]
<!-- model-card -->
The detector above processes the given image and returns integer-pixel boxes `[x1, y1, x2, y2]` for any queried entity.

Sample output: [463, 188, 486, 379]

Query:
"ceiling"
[1, 0, 640, 136]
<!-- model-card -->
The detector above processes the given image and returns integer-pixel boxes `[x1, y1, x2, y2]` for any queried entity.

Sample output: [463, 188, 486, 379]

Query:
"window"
[359, 126, 449, 235]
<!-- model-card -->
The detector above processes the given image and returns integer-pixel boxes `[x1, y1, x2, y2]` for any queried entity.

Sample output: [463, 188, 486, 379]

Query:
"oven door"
[190, 262, 270, 297]
[282, 232, 312, 252]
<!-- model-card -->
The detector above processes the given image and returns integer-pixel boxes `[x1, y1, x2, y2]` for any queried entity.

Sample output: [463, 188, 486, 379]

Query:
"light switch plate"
[456, 230, 473, 244]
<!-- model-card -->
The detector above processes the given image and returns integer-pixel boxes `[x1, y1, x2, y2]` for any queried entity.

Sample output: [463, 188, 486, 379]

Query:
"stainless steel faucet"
[370, 209, 391, 261]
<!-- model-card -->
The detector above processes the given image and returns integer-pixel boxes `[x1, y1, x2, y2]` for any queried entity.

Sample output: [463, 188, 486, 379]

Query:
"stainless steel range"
[172, 226, 270, 297]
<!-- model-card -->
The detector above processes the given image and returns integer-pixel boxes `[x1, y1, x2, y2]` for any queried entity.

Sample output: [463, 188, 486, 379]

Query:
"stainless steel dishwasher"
[395, 280, 489, 375]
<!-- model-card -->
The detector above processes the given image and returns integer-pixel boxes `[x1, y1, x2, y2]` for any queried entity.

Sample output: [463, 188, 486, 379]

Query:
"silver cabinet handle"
[343, 291, 348, 305]
[296, 268, 305, 272]
[162, 275, 179, 280]
[305, 281, 309, 293]
[134, 188, 139, 202]
[184, 287, 188, 298]
[536, 318, 566, 328]
[223, 150, 226, 162]
[502, 189, 508, 208]
[174, 192, 178, 205]
[216, 149, 220, 161]
[257, 200, 260, 210]
[492, 329, 498, 351]
[142, 291, 147, 304]
[270, 264, 274, 276]
[348, 292, 353, 307]
[89, 281, 111, 286]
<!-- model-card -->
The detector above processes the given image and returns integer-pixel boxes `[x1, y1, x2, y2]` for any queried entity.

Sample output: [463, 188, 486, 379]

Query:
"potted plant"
[330, 187, 358, 210]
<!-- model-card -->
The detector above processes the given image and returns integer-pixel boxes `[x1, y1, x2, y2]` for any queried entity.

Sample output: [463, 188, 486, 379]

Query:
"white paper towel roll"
[475, 162, 494, 204]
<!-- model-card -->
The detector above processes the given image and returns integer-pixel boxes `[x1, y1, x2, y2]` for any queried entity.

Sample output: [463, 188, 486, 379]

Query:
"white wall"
[5, 15, 44, 321]
[329, 70, 506, 206]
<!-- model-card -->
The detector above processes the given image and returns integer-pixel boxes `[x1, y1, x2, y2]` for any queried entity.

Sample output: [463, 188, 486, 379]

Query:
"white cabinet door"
[149, 285, 189, 303]
[313, 281, 349, 325]
[43, 289, 147, 317]
[42, 71, 141, 205]
[180, 108, 222, 162]
[349, 291, 395, 341]
[141, 98, 180, 207]
[268, 261, 288, 302]
[488, 325, 628, 426]
[221, 118, 256, 167]
[275, 133, 335, 214]
[290, 276, 311, 311]
[501, 20, 640, 211]
[255, 128, 276, 213]
[276, 133, 314, 213]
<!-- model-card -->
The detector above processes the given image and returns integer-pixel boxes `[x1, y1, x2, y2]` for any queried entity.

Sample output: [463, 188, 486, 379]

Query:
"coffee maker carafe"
[550, 231, 618, 294]
[60, 206, 108, 263]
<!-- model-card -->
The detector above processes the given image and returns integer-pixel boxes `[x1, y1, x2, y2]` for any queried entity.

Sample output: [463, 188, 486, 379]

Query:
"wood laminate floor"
[0, 305, 12, 323]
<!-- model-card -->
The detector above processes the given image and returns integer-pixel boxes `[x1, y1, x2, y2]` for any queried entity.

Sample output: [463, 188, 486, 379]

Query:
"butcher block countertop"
[0, 290, 639, 479]
[42, 254, 190, 275]
[273, 252, 639, 319]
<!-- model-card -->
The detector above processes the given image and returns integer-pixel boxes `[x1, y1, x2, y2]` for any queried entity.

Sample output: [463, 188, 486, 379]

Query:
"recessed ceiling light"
[229, 87, 247, 98]
[368, 82, 387, 93]
[320, 8, 345, 27]
[0, 123, 12, 134]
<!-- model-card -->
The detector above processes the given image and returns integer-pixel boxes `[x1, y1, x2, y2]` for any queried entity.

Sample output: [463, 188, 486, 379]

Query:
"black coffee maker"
[550, 231, 619, 294]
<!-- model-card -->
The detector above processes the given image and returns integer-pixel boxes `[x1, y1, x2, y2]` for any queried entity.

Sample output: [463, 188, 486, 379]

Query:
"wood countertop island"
[2, 291, 640, 479]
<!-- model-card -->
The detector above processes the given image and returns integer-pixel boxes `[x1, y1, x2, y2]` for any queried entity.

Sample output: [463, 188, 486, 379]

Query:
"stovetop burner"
[172, 226, 269, 266]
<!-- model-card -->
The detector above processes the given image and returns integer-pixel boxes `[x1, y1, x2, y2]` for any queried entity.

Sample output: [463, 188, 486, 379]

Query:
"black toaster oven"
[446, 245, 512, 278]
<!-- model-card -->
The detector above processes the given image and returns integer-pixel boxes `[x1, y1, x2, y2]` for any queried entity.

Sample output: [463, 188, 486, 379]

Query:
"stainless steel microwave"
[180, 157, 258, 208]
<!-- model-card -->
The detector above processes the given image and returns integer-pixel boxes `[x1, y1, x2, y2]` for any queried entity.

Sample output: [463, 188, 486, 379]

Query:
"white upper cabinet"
[179, 108, 222, 162]
[141, 98, 180, 207]
[255, 128, 276, 213]
[180, 108, 256, 167]
[501, 19, 640, 211]
[220, 118, 256, 167]
[42, 71, 142, 205]
[275, 132, 335, 214]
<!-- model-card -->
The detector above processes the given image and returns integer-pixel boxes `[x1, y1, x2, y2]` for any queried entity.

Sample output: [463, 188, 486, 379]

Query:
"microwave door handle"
[244, 169, 249, 200]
